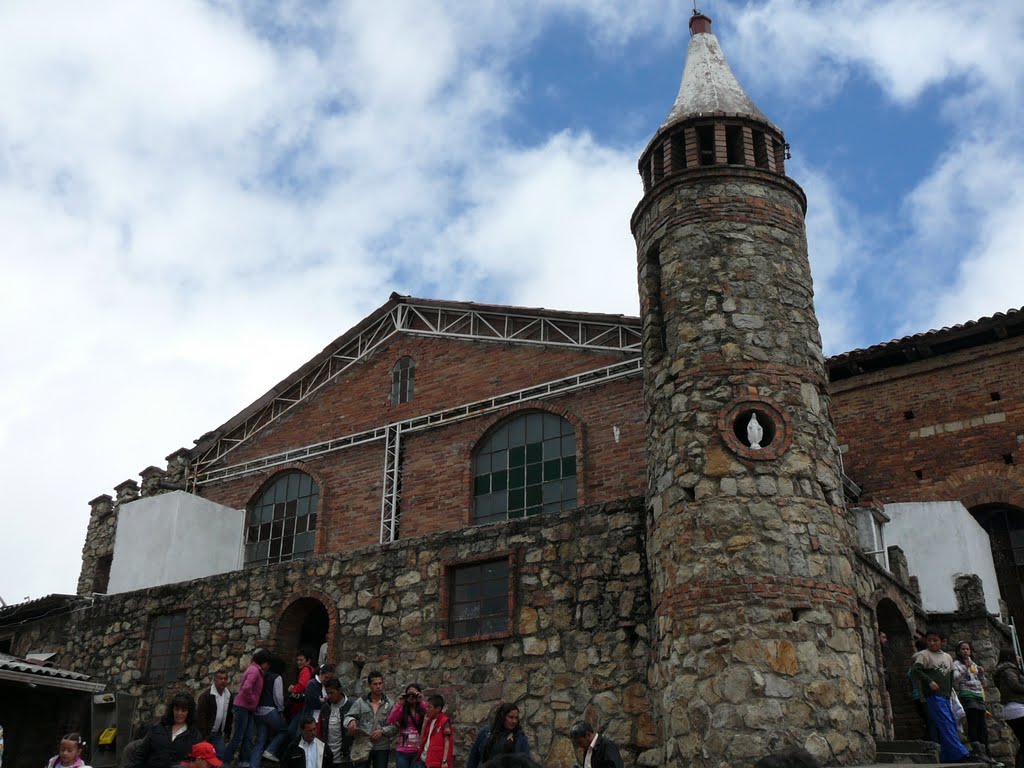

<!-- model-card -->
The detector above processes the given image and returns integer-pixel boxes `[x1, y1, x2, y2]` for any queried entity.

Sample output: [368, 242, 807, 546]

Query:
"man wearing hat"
[178, 742, 223, 768]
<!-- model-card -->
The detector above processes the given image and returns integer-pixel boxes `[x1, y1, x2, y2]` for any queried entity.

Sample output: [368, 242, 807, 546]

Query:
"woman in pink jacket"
[223, 649, 272, 764]
[386, 684, 426, 768]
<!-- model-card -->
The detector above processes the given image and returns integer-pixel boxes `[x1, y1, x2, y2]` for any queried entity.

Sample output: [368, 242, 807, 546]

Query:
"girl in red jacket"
[418, 695, 453, 768]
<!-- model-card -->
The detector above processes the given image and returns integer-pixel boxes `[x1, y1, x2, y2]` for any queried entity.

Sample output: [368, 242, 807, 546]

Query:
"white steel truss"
[194, 301, 641, 472]
[192, 356, 642, 487]
[380, 424, 402, 544]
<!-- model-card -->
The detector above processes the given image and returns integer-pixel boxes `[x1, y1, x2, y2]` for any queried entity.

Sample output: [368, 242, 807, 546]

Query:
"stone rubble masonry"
[23, 498, 657, 768]
[633, 164, 874, 766]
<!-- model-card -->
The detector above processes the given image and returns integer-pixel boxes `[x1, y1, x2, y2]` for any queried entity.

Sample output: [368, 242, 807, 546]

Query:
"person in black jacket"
[128, 692, 203, 768]
[195, 670, 233, 757]
[284, 716, 333, 768]
[569, 722, 623, 768]
[319, 678, 354, 766]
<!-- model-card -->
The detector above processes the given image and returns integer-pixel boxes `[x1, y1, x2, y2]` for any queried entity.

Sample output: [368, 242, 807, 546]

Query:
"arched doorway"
[876, 598, 918, 740]
[275, 597, 330, 686]
[970, 504, 1024, 630]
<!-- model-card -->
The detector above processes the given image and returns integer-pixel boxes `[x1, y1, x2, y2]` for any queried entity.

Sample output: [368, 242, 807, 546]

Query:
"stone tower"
[632, 12, 874, 767]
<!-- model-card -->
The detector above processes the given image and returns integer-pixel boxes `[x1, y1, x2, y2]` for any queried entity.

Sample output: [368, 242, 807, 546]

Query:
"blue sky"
[1, 0, 1022, 603]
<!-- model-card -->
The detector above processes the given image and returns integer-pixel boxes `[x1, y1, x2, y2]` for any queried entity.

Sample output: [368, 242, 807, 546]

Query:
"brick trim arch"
[271, 591, 339, 667]
[460, 402, 587, 525]
[938, 466, 1024, 511]
[241, 463, 332, 554]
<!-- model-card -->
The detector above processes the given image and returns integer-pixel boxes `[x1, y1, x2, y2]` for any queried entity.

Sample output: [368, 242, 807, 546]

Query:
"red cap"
[187, 742, 223, 767]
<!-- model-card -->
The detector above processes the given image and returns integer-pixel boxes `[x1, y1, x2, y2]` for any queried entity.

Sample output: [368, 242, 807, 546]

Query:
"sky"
[1, 0, 1022, 604]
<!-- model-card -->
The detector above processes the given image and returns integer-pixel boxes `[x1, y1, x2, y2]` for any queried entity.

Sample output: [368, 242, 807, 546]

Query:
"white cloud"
[1, 0, 1022, 603]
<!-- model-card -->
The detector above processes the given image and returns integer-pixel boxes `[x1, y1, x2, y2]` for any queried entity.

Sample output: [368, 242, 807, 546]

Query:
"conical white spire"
[661, 14, 769, 129]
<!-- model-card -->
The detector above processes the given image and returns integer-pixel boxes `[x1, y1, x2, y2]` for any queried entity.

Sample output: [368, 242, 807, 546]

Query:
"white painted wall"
[883, 501, 1001, 615]
[107, 491, 244, 593]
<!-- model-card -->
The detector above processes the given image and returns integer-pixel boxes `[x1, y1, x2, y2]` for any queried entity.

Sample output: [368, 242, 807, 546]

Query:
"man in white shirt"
[197, 670, 233, 758]
[284, 716, 331, 768]
[569, 721, 624, 768]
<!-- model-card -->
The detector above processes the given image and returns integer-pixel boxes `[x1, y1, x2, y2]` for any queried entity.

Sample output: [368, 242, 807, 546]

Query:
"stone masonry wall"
[16, 498, 655, 768]
[633, 166, 874, 766]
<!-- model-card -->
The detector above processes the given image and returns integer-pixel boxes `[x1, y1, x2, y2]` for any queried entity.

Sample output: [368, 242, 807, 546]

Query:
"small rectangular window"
[446, 558, 511, 640]
[147, 611, 187, 682]
[753, 130, 769, 168]
[725, 125, 744, 165]
[696, 125, 715, 166]
[670, 133, 686, 171]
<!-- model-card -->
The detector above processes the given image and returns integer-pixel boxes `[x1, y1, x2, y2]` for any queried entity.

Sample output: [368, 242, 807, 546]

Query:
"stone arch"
[461, 402, 587, 524]
[874, 597, 919, 740]
[273, 592, 337, 685]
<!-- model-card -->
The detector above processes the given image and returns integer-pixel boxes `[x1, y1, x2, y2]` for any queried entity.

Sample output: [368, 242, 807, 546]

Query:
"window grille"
[473, 412, 577, 525]
[392, 357, 416, 405]
[147, 611, 187, 681]
[448, 558, 510, 639]
[245, 471, 319, 567]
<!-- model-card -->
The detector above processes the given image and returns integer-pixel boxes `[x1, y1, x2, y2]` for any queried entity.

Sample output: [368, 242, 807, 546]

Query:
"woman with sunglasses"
[385, 684, 426, 768]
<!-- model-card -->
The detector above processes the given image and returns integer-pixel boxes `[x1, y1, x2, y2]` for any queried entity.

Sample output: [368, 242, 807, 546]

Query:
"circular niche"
[719, 398, 792, 460]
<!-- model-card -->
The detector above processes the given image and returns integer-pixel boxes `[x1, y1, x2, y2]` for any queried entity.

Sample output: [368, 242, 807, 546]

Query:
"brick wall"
[831, 336, 1024, 505]
[196, 335, 646, 550]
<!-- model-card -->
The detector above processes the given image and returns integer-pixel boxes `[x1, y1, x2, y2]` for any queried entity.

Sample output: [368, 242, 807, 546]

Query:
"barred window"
[473, 412, 577, 525]
[147, 611, 187, 682]
[392, 357, 416, 405]
[448, 558, 510, 640]
[245, 471, 318, 567]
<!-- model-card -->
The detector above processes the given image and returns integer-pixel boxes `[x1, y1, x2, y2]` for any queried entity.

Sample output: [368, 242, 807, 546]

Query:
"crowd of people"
[905, 627, 1024, 767]
[33, 630, 1024, 768]
[101, 646, 623, 768]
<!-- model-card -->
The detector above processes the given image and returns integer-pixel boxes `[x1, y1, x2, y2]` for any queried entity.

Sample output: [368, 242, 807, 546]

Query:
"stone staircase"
[870, 740, 988, 766]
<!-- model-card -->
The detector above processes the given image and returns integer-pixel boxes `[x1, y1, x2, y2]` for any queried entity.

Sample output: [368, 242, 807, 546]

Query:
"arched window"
[473, 412, 577, 525]
[392, 357, 416, 405]
[245, 471, 319, 567]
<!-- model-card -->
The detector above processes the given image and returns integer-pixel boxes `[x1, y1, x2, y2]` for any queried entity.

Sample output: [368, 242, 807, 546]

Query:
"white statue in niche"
[747, 412, 764, 449]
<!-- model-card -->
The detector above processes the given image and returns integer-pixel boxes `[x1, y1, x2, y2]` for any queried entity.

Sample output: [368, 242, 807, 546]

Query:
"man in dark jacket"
[284, 716, 333, 768]
[196, 670, 233, 757]
[569, 722, 623, 768]
[319, 678, 354, 766]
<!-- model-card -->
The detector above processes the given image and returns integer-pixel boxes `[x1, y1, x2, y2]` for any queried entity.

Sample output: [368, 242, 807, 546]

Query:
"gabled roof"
[827, 307, 1024, 381]
[191, 294, 642, 470]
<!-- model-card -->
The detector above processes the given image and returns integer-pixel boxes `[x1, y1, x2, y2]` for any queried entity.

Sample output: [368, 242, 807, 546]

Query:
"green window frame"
[473, 412, 577, 525]
[245, 471, 319, 567]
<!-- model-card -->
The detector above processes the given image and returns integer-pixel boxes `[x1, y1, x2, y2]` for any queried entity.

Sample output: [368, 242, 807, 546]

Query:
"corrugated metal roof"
[0, 593, 83, 626]
[0, 652, 105, 692]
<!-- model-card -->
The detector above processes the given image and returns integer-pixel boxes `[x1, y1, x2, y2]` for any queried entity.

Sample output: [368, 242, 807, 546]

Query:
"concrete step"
[877, 740, 941, 754]
[857, 763, 988, 767]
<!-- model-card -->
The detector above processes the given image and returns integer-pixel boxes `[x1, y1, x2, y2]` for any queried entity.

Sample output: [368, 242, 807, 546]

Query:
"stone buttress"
[631, 12, 874, 766]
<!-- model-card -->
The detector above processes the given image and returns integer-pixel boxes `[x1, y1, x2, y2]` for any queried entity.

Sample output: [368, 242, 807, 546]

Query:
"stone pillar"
[114, 478, 140, 506]
[164, 447, 192, 488]
[77, 494, 115, 595]
[139, 465, 166, 497]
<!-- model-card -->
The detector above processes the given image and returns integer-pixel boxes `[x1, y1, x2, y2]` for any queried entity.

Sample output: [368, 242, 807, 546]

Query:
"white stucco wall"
[107, 491, 244, 593]
[883, 501, 1001, 615]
